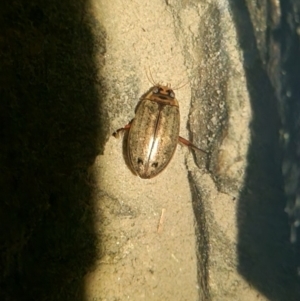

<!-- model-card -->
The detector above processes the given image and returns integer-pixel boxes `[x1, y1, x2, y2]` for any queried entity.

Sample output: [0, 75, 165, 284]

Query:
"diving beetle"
[113, 83, 207, 179]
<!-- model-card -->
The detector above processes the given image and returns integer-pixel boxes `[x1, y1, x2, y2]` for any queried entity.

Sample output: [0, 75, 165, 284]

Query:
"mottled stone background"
[0, 0, 299, 300]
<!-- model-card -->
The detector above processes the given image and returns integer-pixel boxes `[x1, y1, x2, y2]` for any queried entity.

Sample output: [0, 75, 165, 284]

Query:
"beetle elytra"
[113, 84, 207, 179]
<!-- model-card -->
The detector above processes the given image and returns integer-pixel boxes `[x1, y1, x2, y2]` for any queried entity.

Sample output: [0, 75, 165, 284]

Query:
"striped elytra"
[113, 84, 207, 179]
[127, 86, 180, 178]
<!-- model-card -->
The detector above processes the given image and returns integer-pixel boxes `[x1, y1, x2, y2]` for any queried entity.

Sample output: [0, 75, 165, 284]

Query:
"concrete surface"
[84, 0, 300, 300]
[2, 0, 299, 300]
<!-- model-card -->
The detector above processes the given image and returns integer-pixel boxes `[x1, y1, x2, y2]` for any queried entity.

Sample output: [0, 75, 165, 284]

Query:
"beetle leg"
[178, 136, 208, 154]
[113, 123, 131, 138]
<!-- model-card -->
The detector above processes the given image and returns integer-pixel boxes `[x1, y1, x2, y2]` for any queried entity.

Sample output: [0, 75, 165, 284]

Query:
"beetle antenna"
[172, 79, 190, 90]
[145, 67, 158, 86]
[150, 68, 159, 86]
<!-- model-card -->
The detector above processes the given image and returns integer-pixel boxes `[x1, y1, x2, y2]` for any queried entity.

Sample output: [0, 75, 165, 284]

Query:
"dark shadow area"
[188, 172, 210, 301]
[277, 0, 300, 260]
[229, 0, 300, 300]
[0, 1, 107, 300]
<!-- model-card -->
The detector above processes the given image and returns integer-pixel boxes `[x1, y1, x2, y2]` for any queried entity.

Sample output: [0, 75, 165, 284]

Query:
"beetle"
[113, 84, 207, 179]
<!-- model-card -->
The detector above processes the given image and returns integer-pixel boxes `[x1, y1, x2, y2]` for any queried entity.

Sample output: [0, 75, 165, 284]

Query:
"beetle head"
[152, 85, 175, 99]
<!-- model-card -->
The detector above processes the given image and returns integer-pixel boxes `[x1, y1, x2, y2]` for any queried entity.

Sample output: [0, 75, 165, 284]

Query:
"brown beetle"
[114, 84, 206, 179]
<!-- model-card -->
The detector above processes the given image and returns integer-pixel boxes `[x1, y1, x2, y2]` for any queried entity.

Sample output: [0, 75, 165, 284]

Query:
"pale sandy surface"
[1, 1, 297, 300]
[84, 0, 268, 300]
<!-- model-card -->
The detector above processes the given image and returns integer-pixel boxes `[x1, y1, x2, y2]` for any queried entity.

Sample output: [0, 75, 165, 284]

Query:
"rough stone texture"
[245, 0, 300, 243]
[86, 0, 294, 300]
[242, 0, 300, 299]
[1, 0, 300, 300]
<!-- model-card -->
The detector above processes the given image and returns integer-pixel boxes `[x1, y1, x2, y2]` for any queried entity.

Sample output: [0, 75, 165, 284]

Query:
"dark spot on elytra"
[137, 158, 143, 165]
[151, 162, 158, 168]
